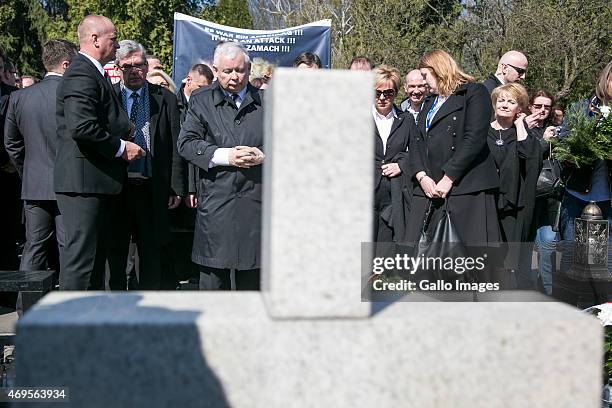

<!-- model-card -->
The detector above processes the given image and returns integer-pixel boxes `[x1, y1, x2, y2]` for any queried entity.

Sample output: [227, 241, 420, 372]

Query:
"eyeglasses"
[506, 63, 527, 76]
[532, 104, 552, 110]
[117, 62, 148, 71]
[375, 89, 396, 99]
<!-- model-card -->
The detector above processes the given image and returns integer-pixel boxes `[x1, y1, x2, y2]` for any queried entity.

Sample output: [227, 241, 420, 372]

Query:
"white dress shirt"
[372, 106, 398, 154]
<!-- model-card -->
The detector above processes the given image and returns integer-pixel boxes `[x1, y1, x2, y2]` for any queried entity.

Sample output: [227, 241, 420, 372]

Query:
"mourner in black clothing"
[526, 90, 559, 295]
[371, 65, 417, 243]
[54, 15, 145, 290]
[407, 50, 501, 247]
[487, 83, 542, 277]
[178, 42, 264, 291]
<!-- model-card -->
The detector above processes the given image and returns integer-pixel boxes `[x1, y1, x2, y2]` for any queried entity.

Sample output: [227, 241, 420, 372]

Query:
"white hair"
[115, 40, 147, 62]
[213, 41, 251, 66]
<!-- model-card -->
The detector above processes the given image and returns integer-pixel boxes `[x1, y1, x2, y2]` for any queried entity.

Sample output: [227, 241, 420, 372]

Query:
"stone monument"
[15, 69, 603, 408]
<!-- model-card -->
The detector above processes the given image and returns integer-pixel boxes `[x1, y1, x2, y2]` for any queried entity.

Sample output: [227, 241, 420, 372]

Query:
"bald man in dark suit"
[54, 15, 144, 290]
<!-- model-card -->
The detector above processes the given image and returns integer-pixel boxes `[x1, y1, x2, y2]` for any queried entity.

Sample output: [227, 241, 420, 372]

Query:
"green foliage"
[460, 0, 612, 104]
[199, 0, 253, 29]
[552, 107, 612, 168]
[0, 0, 48, 76]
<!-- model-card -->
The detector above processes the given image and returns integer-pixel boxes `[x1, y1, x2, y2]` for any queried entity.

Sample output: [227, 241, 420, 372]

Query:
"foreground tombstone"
[15, 70, 603, 408]
[261, 69, 372, 318]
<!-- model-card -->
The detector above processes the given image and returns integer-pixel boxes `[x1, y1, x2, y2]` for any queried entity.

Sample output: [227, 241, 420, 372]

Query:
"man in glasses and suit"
[54, 15, 145, 290]
[483, 51, 529, 95]
[107, 40, 185, 290]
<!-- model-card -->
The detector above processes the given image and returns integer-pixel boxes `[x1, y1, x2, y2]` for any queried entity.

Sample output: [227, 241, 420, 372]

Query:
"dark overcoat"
[407, 83, 501, 245]
[177, 82, 263, 270]
[409, 83, 499, 195]
[113, 82, 186, 243]
[374, 110, 416, 242]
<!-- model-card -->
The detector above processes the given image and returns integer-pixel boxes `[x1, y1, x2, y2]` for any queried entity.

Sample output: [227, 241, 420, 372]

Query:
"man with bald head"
[483, 50, 529, 94]
[400, 69, 429, 122]
[55, 14, 145, 290]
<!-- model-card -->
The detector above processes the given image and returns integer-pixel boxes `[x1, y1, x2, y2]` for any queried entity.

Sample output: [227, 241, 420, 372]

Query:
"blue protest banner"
[172, 12, 331, 83]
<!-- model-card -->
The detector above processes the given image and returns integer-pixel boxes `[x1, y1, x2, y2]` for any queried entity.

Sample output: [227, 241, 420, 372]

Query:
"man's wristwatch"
[417, 173, 427, 183]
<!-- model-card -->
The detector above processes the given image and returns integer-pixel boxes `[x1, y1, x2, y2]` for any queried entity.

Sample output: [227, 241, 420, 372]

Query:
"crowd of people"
[0, 13, 610, 306]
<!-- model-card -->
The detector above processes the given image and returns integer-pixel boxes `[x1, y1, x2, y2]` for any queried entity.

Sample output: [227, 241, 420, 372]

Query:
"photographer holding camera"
[524, 90, 560, 295]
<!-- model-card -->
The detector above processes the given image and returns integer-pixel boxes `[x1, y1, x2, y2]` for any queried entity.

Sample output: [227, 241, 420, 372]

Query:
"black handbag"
[536, 144, 563, 198]
[416, 200, 469, 281]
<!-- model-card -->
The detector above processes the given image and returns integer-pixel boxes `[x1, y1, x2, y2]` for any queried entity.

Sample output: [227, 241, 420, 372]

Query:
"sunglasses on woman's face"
[375, 89, 396, 99]
[532, 104, 552, 110]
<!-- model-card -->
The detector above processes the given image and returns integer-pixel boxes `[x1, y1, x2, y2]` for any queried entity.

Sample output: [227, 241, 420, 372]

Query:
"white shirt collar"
[45, 72, 63, 77]
[372, 106, 398, 121]
[79, 51, 105, 77]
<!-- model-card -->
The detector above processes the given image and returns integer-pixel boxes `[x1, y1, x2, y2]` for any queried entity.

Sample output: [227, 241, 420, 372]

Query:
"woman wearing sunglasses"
[407, 50, 500, 255]
[525, 90, 559, 295]
[372, 65, 417, 243]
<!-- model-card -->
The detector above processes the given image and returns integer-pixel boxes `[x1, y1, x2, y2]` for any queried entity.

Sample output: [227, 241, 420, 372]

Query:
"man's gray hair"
[213, 41, 251, 66]
[115, 40, 147, 62]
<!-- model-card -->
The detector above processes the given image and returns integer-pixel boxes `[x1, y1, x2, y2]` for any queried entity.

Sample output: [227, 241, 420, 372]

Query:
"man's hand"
[381, 163, 401, 178]
[121, 141, 145, 162]
[168, 196, 182, 209]
[186, 194, 198, 208]
[229, 146, 265, 168]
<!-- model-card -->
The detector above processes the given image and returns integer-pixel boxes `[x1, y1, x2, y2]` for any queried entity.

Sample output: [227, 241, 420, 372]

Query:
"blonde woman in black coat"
[372, 65, 417, 243]
[407, 50, 501, 247]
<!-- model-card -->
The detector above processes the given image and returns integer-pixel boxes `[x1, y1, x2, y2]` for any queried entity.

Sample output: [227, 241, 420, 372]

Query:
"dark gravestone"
[0, 270, 55, 312]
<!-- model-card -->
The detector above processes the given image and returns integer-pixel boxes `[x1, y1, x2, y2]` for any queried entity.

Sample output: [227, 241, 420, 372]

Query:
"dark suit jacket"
[114, 82, 185, 242]
[54, 53, 131, 194]
[410, 83, 499, 196]
[374, 110, 414, 189]
[0, 82, 18, 168]
[4, 75, 62, 200]
[482, 74, 502, 95]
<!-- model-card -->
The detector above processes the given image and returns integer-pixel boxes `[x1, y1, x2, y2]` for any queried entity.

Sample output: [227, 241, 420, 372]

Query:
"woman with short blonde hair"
[374, 65, 401, 93]
[371, 64, 417, 243]
[491, 83, 529, 113]
[487, 82, 542, 284]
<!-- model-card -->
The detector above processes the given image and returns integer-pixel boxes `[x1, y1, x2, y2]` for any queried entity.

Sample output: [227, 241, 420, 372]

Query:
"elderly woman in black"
[488, 83, 542, 281]
[407, 50, 500, 250]
[372, 65, 416, 243]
